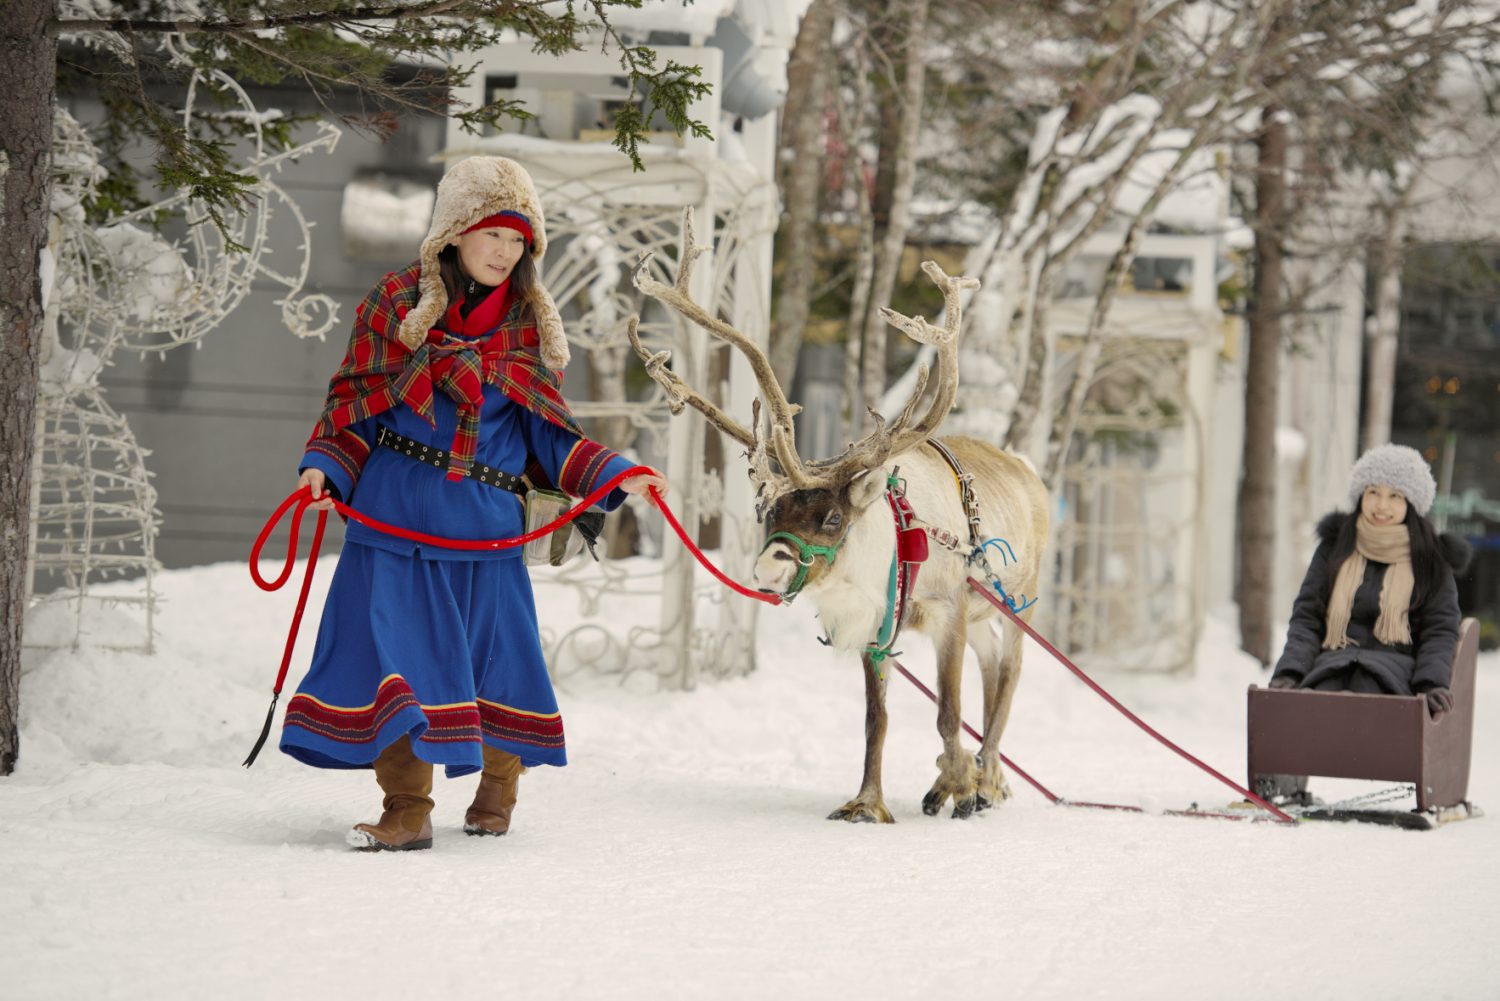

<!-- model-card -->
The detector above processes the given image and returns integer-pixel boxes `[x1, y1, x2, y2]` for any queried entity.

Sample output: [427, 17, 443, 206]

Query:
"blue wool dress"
[280, 287, 635, 778]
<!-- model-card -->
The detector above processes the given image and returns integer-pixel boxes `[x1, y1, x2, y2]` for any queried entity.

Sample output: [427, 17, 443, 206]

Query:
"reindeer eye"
[822, 510, 842, 531]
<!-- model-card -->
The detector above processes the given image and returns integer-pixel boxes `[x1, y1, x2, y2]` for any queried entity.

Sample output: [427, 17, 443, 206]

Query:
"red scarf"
[309, 262, 580, 483]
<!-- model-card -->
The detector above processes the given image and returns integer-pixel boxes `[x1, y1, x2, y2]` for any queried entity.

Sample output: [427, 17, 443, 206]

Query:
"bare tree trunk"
[1002, 259, 1060, 456]
[858, 0, 929, 430]
[1237, 103, 1289, 665]
[769, 0, 837, 390]
[1045, 118, 1226, 481]
[0, 0, 57, 776]
[840, 36, 875, 441]
[1043, 237, 1137, 482]
[1362, 187, 1410, 452]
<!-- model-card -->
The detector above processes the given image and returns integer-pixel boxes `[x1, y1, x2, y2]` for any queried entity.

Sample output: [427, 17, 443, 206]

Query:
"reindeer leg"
[974, 617, 1025, 810]
[922, 613, 979, 819]
[967, 621, 1008, 812]
[828, 652, 894, 824]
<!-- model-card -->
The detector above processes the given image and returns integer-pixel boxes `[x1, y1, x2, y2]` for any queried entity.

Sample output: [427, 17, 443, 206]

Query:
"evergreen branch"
[49, 0, 541, 36]
[224, 28, 447, 127]
[591, 19, 714, 170]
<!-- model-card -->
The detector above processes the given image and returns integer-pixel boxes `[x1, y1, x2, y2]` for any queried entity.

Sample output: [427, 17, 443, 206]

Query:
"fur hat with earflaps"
[396, 156, 570, 370]
[1347, 443, 1437, 516]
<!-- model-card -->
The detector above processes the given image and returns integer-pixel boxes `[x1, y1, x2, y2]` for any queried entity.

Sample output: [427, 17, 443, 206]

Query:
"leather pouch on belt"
[522, 488, 605, 566]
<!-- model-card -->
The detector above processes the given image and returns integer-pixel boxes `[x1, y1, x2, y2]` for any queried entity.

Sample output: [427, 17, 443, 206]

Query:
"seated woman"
[1262, 444, 1472, 803]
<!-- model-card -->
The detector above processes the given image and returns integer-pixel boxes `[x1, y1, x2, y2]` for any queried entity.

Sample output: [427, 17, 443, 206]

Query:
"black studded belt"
[375, 425, 527, 496]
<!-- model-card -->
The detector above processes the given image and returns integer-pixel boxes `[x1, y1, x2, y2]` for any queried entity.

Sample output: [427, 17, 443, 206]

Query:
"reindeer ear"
[847, 468, 887, 512]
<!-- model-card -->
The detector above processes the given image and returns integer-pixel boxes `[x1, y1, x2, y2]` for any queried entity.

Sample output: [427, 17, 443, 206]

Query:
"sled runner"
[1245, 617, 1481, 829]
[1296, 798, 1481, 831]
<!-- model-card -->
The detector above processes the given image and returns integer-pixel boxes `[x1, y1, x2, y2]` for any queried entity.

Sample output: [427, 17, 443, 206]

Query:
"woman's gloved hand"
[1424, 687, 1454, 718]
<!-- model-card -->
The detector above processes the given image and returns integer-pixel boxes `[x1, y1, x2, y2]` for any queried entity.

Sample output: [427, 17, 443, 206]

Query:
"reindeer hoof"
[952, 794, 979, 820]
[828, 800, 894, 824]
[921, 789, 945, 816]
[975, 776, 1012, 810]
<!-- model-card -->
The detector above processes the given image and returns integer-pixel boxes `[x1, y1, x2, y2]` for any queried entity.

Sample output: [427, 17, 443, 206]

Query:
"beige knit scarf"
[1323, 514, 1413, 649]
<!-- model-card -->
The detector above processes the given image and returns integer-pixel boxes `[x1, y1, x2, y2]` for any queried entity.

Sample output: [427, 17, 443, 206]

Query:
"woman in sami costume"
[281, 156, 667, 851]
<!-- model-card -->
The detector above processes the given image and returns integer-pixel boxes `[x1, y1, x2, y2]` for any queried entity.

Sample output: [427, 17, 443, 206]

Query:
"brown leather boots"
[464, 745, 525, 836]
[348, 737, 435, 851]
[347, 738, 525, 850]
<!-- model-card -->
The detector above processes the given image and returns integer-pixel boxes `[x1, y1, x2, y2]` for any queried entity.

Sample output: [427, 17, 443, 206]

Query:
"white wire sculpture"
[494, 145, 778, 688]
[29, 69, 340, 652]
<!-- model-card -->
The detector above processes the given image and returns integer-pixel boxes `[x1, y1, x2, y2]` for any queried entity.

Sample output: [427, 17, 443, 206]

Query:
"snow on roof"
[601, 0, 738, 38]
[602, 0, 806, 48]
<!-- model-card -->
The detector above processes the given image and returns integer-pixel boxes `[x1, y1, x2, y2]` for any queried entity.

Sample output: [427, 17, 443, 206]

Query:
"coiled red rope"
[244, 468, 779, 765]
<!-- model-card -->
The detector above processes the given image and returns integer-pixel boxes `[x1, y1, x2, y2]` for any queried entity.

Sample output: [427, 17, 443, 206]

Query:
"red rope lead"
[244, 472, 777, 765]
[966, 577, 1294, 823]
[649, 487, 781, 606]
[891, 656, 1285, 823]
[889, 659, 1061, 804]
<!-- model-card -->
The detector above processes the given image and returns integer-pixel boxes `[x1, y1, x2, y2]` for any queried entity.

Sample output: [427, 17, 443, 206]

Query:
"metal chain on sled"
[1284, 784, 1418, 818]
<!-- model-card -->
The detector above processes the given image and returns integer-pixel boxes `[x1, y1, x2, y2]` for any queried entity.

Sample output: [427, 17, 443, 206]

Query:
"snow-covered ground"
[5, 556, 1498, 1001]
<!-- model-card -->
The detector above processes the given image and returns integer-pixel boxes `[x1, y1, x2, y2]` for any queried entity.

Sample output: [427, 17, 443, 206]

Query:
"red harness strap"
[866, 476, 930, 669]
[890, 484, 929, 622]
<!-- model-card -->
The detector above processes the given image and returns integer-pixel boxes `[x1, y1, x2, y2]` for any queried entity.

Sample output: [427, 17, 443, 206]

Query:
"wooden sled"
[1247, 617, 1481, 825]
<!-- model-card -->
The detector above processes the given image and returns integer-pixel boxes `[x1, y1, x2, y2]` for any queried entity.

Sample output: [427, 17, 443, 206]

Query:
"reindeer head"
[750, 468, 891, 600]
[629, 209, 977, 601]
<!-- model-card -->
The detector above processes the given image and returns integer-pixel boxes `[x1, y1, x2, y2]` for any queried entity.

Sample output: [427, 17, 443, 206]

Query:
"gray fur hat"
[1347, 443, 1436, 516]
[395, 156, 569, 370]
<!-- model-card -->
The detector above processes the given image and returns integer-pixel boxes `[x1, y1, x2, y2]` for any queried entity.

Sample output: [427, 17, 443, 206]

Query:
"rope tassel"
[241, 693, 280, 768]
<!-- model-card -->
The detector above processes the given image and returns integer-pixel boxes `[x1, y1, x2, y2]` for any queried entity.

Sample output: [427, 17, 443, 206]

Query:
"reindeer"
[628, 213, 1049, 823]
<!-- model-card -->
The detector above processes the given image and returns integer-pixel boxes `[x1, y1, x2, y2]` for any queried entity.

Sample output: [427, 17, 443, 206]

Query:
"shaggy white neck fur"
[805, 484, 898, 653]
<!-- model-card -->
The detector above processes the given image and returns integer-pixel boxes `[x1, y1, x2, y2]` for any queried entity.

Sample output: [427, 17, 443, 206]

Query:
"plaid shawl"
[308, 262, 580, 490]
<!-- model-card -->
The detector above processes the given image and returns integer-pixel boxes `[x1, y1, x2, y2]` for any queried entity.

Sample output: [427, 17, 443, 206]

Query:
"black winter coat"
[1271, 512, 1472, 694]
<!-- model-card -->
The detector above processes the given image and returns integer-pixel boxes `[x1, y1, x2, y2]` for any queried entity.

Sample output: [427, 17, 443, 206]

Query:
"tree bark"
[859, 0, 929, 430]
[839, 36, 875, 441]
[769, 0, 836, 391]
[1362, 187, 1409, 452]
[1002, 257, 1058, 459]
[0, 0, 58, 776]
[1237, 103, 1288, 666]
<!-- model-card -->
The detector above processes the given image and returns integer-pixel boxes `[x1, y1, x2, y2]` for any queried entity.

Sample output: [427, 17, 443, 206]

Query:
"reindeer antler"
[815, 261, 978, 480]
[629, 211, 978, 513]
[625, 315, 755, 447]
[629, 209, 814, 496]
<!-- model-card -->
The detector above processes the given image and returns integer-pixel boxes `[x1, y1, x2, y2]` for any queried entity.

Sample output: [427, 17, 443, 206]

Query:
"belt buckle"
[377, 425, 390, 447]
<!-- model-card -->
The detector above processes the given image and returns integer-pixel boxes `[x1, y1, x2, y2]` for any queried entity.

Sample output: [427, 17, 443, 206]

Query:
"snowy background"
[3, 554, 1497, 1001]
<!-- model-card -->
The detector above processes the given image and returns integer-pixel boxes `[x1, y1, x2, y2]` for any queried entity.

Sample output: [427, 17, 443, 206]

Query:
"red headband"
[461, 210, 533, 245]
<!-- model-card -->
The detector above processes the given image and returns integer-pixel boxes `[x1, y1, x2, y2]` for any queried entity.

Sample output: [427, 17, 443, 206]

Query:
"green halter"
[761, 530, 846, 604]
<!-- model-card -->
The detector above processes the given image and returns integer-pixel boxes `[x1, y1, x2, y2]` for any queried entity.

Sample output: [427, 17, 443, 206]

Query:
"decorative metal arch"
[1044, 334, 1208, 673]
[484, 143, 778, 687]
